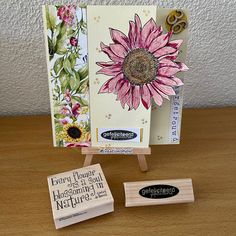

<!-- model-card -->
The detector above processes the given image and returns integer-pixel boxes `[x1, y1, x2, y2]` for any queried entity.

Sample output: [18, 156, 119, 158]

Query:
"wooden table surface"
[0, 108, 236, 235]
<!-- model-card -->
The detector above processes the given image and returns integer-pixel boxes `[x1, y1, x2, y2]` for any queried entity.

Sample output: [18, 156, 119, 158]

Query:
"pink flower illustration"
[97, 14, 188, 110]
[57, 5, 76, 26]
[66, 141, 91, 148]
[64, 89, 71, 102]
[60, 105, 71, 115]
[70, 37, 78, 47]
[72, 103, 81, 117]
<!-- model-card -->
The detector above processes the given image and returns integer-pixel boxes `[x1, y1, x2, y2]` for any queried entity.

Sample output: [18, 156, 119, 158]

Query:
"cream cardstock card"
[43, 5, 189, 148]
[87, 6, 188, 147]
[149, 9, 188, 145]
[87, 6, 155, 147]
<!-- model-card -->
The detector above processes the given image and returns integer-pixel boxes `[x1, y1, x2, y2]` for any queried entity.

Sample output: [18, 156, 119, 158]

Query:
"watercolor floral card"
[43, 5, 188, 148]
[42, 5, 91, 147]
[87, 6, 188, 148]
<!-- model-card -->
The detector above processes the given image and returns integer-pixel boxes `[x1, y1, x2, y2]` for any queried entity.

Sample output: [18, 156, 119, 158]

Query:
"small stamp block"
[47, 164, 114, 229]
[124, 178, 194, 207]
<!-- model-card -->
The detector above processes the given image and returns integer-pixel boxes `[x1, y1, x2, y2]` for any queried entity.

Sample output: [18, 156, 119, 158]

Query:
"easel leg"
[137, 154, 148, 172]
[83, 154, 93, 167]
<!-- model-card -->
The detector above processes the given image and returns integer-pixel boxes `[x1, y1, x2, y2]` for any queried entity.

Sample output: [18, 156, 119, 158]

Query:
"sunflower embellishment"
[97, 14, 188, 110]
[60, 123, 87, 143]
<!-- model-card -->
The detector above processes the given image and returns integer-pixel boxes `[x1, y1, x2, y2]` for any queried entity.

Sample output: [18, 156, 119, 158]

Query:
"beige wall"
[0, 0, 236, 115]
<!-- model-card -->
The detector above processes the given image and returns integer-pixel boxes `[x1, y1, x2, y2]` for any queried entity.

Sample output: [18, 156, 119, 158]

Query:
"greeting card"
[87, 6, 156, 148]
[87, 6, 188, 148]
[42, 5, 91, 147]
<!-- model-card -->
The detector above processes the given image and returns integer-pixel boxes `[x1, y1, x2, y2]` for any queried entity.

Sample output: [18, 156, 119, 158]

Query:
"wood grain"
[124, 178, 194, 207]
[0, 108, 236, 235]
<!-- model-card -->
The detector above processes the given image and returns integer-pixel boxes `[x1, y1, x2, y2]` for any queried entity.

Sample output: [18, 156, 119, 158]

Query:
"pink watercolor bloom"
[64, 89, 71, 103]
[70, 37, 78, 47]
[97, 14, 188, 110]
[60, 105, 71, 115]
[57, 5, 76, 26]
[72, 103, 81, 117]
[66, 141, 91, 148]
[59, 117, 73, 125]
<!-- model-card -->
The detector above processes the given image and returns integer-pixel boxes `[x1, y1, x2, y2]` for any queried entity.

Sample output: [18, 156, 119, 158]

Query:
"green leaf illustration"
[75, 71, 81, 81]
[47, 36, 55, 58]
[53, 57, 63, 75]
[72, 96, 88, 106]
[54, 114, 66, 119]
[52, 23, 61, 47]
[55, 38, 67, 55]
[70, 75, 80, 91]
[69, 53, 76, 68]
[78, 64, 88, 79]
[63, 58, 74, 75]
[46, 6, 57, 30]
[58, 22, 67, 40]
[67, 28, 75, 38]
[55, 23, 68, 55]
[59, 69, 70, 92]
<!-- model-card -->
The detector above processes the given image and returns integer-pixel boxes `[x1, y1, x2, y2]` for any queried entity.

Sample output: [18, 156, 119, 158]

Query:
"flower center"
[122, 48, 158, 85]
[67, 126, 82, 139]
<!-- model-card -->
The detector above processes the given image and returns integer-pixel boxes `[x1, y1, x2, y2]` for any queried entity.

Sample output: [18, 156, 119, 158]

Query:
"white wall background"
[0, 0, 236, 116]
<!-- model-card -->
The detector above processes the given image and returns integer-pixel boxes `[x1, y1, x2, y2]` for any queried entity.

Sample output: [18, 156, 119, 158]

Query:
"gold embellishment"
[140, 128, 143, 142]
[143, 9, 150, 16]
[94, 16, 101, 22]
[166, 10, 188, 34]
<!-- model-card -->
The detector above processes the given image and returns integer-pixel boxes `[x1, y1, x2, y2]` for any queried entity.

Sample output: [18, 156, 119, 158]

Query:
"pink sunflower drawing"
[97, 14, 188, 110]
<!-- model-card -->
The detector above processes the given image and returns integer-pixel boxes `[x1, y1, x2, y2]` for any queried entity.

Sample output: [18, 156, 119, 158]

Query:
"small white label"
[97, 128, 141, 143]
[170, 87, 183, 143]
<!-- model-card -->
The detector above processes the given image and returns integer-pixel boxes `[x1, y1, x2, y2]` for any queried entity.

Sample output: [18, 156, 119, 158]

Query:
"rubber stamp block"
[47, 164, 114, 229]
[124, 178, 194, 207]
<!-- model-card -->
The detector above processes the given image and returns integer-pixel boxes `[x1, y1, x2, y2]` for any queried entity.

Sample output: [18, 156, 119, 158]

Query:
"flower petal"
[96, 62, 122, 76]
[159, 58, 178, 68]
[145, 26, 162, 49]
[156, 76, 178, 86]
[100, 42, 124, 62]
[168, 39, 183, 50]
[140, 85, 151, 109]
[154, 83, 176, 96]
[176, 62, 189, 71]
[98, 79, 109, 93]
[153, 46, 177, 58]
[158, 66, 180, 77]
[98, 73, 122, 93]
[146, 83, 163, 106]
[132, 85, 141, 110]
[172, 76, 184, 86]
[96, 61, 116, 67]
[128, 21, 136, 49]
[120, 88, 131, 108]
[148, 31, 172, 53]
[115, 77, 126, 94]
[150, 82, 170, 100]
[109, 43, 127, 58]
[134, 14, 142, 48]
[159, 51, 179, 61]
[141, 18, 157, 47]
[117, 80, 130, 100]
[110, 28, 130, 50]
[126, 87, 133, 110]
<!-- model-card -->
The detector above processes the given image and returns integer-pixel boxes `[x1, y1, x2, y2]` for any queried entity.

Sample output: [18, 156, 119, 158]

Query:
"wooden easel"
[81, 147, 151, 172]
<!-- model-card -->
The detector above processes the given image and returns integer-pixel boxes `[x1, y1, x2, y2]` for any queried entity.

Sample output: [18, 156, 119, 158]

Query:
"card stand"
[81, 147, 151, 172]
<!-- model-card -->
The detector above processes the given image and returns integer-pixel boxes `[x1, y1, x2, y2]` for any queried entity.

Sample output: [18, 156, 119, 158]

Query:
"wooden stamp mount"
[81, 147, 151, 172]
